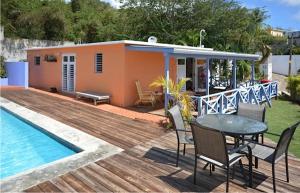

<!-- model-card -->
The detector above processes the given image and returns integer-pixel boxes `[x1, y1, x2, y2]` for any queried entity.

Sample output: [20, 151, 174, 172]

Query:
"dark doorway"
[186, 58, 194, 91]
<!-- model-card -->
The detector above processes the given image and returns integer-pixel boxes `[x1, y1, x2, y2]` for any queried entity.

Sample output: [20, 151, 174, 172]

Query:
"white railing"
[167, 81, 278, 116]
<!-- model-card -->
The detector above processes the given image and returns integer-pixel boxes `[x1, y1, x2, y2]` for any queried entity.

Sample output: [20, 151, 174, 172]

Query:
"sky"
[103, 0, 300, 31]
[240, 0, 300, 31]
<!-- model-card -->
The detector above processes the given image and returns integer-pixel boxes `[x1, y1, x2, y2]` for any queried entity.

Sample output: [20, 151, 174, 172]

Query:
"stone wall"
[0, 27, 74, 61]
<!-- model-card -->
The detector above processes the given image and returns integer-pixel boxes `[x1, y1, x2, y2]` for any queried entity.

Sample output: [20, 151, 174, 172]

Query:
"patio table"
[196, 114, 268, 186]
[196, 114, 267, 137]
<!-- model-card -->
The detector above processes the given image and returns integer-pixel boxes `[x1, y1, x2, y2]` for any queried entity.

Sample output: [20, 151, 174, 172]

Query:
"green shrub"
[287, 75, 300, 101]
[0, 56, 7, 78]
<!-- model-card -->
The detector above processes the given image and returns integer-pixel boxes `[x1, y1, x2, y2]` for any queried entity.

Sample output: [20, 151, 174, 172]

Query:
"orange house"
[26, 40, 259, 107]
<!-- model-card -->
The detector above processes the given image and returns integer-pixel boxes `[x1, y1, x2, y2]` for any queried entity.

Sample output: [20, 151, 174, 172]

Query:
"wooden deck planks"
[1, 89, 166, 150]
[2, 89, 300, 193]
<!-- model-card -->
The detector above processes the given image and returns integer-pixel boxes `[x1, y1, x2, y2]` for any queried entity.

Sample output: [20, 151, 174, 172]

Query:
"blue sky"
[239, 0, 300, 30]
[104, 0, 300, 31]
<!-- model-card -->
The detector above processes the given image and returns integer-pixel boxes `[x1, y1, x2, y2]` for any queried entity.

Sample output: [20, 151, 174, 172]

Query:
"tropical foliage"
[287, 76, 300, 102]
[0, 56, 7, 78]
[150, 77, 194, 121]
[1, 0, 281, 55]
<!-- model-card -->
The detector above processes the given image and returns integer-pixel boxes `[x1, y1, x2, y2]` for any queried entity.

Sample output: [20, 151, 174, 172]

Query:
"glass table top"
[196, 114, 268, 136]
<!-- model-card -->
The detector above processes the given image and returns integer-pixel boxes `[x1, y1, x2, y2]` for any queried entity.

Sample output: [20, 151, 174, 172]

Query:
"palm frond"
[150, 77, 194, 121]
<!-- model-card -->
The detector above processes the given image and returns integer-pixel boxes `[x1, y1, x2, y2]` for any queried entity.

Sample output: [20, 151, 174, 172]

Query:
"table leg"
[255, 134, 258, 168]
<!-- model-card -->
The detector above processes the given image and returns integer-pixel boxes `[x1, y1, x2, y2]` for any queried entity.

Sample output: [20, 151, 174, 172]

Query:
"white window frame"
[176, 57, 186, 65]
[61, 53, 76, 93]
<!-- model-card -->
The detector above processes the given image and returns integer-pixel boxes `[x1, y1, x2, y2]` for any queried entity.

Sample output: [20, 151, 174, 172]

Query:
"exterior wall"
[259, 54, 272, 80]
[27, 44, 178, 107]
[27, 44, 126, 106]
[5, 62, 29, 88]
[123, 50, 176, 106]
[272, 55, 300, 76]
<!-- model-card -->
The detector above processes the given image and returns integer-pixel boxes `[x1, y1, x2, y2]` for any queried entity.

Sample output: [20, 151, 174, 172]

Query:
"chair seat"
[242, 143, 275, 163]
[198, 152, 243, 168]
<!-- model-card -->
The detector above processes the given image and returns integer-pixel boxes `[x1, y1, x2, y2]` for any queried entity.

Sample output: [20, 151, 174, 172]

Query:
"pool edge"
[0, 97, 123, 192]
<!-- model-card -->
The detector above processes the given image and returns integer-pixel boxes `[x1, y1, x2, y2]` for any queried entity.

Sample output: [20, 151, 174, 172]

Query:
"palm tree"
[150, 76, 194, 121]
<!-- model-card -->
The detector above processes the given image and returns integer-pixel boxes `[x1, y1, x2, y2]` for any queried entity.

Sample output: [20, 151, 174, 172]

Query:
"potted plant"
[0, 56, 8, 86]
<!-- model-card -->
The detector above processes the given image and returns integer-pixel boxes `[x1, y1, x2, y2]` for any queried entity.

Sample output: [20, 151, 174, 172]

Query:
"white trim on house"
[61, 53, 76, 93]
[25, 40, 213, 51]
[26, 40, 259, 60]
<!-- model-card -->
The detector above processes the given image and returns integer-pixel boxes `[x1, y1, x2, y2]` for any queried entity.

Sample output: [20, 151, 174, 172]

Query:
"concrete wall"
[0, 27, 74, 61]
[3, 62, 28, 87]
[260, 54, 272, 80]
[272, 55, 300, 75]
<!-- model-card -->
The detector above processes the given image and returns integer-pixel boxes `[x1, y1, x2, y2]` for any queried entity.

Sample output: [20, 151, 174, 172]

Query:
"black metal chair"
[237, 102, 266, 143]
[168, 105, 193, 167]
[242, 121, 300, 192]
[190, 122, 252, 192]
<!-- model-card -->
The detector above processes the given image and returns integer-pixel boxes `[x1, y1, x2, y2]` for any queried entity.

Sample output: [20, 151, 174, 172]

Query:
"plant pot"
[0, 78, 8, 86]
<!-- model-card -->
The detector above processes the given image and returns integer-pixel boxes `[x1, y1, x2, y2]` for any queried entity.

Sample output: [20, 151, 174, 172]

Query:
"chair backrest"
[135, 80, 143, 99]
[168, 105, 187, 143]
[237, 102, 266, 122]
[274, 121, 300, 161]
[191, 122, 228, 165]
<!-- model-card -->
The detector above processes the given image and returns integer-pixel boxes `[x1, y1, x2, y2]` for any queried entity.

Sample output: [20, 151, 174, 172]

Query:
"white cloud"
[280, 0, 300, 6]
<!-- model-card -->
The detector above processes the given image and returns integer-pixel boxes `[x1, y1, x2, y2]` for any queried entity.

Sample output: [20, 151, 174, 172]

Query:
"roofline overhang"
[126, 45, 260, 61]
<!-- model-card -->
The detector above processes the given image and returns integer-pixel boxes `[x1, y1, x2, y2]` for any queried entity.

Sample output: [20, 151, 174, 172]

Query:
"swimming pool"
[0, 108, 79, 179]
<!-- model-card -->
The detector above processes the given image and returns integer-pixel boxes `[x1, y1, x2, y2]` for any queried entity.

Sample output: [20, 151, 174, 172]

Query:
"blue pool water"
[0, 108, 78, 179]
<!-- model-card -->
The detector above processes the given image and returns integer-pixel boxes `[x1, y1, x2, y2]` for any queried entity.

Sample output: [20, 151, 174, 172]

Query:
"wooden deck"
[1, 89, 300, 192]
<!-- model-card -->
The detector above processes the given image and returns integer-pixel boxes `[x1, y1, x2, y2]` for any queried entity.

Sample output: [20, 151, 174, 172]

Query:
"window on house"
[177, 58, 186, 65]
[34, 56, 41, 65]
[95, 53, 103, 73]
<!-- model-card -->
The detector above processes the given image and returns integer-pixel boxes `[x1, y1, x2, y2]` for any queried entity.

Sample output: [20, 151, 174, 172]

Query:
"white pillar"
[205, 58, 210, 95]
[232, 59, 237, 89]
[164, 53, 170, 113]
[251, 62, 255, 85]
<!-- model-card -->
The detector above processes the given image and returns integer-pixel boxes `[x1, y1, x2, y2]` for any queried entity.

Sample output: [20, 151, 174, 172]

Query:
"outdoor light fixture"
[199, 29, 206, 48]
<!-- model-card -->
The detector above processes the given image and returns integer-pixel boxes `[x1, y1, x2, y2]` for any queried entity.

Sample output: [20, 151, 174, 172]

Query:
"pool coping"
[0, 97, 123, 192]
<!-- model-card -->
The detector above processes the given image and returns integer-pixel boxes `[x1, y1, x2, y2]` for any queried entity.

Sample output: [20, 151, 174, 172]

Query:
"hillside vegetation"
[1, 0, 283, 54]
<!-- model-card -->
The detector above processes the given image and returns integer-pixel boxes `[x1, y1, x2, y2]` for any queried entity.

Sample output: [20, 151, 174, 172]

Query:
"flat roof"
[25, 40, 214, 51]
[126, 45, 260, 60]
[26, 39, 259, 60]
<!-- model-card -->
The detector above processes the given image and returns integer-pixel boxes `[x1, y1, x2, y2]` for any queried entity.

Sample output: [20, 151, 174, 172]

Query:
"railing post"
[236, 90, 240, 110]
[198, 97, 202, 117]
[205, 98, 208, 114]
[164, 52, 170, 114]
[219, 93, 223, 114]
[275, 82, 278, 99]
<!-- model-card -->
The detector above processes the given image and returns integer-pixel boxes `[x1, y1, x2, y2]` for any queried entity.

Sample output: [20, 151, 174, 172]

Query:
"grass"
[265, 97, 300, 158]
